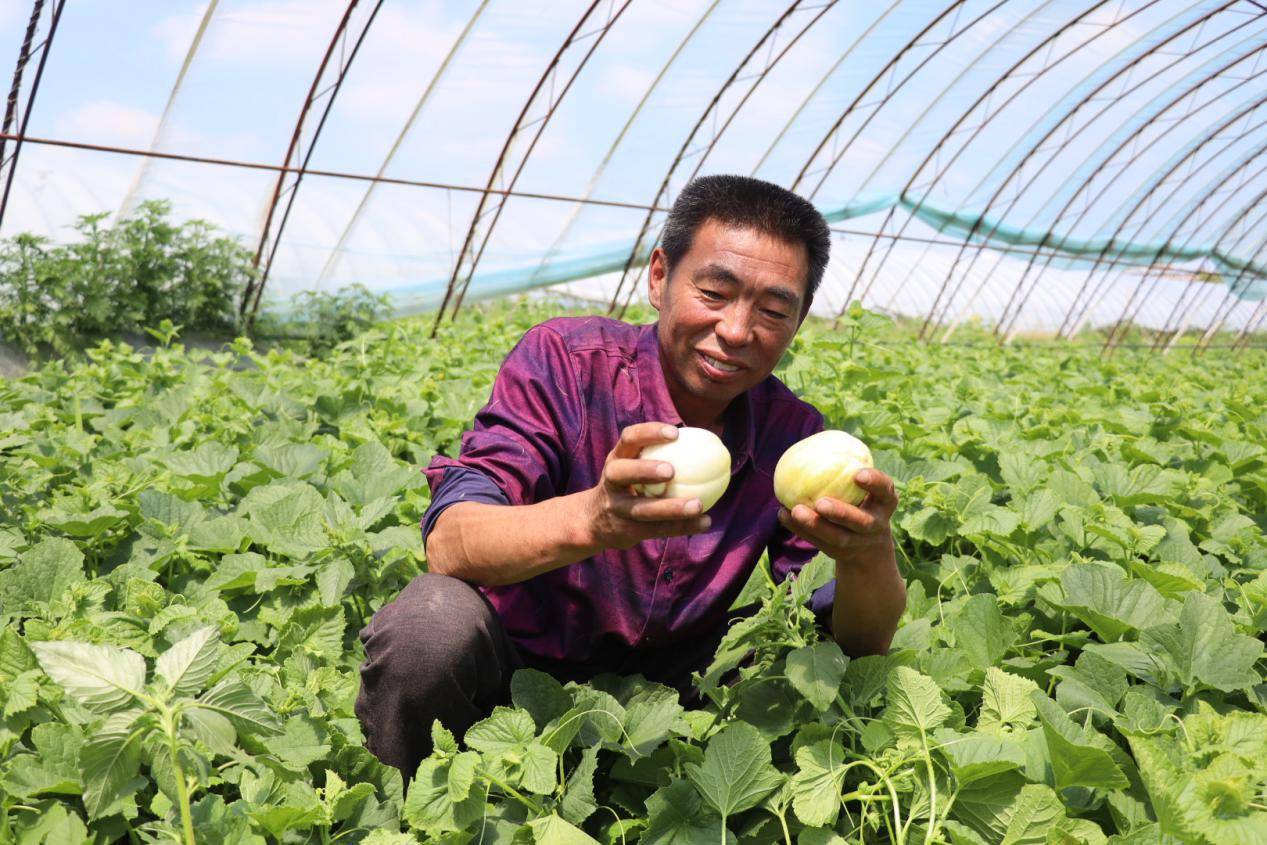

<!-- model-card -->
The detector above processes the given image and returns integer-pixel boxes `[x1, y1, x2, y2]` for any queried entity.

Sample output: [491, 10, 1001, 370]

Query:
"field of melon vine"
[1, 300, 1265, 845]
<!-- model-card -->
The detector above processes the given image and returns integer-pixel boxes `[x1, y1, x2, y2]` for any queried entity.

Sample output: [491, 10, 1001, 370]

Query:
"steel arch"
[116, 0, 220, 222]
[0, 0, 65, 233]
[970, 13, 1267, 341]
[749, 2, 911, 179]
[788, 0, 980, 199]
[1181, 178, 1267, 351]
[316, 0, 490, 292]
[241, 0, 386, 324]
[929, 2, 1255, 342]
[791, 0, 1081, 317]
[606, 0, 841, 317]
[1099, 135, 1267, 351]
[783, 0, 1024, 312]
[995, 37, 1267, 340]
[529, 0, 723, 290]
[1050, 89, 1267, 341]
[1231, 281, 1267, 347]
[847, 0, 1166, 341]
[1146, 140, 1267, 352]
[433, 0, 634, 335]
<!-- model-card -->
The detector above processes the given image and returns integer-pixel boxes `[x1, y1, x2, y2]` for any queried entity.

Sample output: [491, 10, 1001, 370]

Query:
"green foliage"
[0, 201, 254, 356]
[1, 298, 1266, 842]
[256, 283, 391, 356]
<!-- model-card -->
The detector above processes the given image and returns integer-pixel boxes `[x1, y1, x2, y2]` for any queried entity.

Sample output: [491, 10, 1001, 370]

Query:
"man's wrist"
[834, 536, 899, 575]
[566, 488, 606, 559]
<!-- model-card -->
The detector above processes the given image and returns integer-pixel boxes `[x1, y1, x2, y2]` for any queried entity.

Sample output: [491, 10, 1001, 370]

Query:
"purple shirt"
[422, 316, 833, 667]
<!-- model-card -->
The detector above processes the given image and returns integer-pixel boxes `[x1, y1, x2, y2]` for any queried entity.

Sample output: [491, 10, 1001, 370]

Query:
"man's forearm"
[425, 492, 602, 587]
[830, 543, 907, 657]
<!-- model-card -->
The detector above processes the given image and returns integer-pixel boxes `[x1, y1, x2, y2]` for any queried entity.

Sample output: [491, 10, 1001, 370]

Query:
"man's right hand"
[583, 422, 714, 551]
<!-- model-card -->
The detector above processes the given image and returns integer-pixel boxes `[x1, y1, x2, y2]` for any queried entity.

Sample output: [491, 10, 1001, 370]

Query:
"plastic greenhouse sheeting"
[3, 0, 1266, 337]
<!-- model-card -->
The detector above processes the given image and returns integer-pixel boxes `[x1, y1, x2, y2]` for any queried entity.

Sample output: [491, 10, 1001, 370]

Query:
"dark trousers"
[354, 572, 733, 781]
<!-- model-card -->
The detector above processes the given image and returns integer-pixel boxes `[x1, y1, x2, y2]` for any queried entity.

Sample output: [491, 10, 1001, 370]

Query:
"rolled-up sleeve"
[421, 325, 584, 548]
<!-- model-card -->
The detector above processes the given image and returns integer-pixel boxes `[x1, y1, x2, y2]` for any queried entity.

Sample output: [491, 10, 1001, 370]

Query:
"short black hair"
[659, 174, 831, 305]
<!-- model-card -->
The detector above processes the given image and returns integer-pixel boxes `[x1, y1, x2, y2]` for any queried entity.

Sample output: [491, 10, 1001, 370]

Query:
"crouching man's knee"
[354, 572, 516, 778]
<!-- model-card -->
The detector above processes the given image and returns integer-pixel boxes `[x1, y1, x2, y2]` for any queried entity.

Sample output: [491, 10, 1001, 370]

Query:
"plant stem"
[480, 772, 544, 816]
[162, 709, 197, 845]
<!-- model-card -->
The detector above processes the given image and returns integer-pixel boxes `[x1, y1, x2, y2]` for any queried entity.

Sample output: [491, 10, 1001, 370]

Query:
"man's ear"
[647, 247, 668, 311]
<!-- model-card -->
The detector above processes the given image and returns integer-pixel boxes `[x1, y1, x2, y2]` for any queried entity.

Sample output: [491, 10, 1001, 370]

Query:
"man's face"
[648, 218, 811, 426]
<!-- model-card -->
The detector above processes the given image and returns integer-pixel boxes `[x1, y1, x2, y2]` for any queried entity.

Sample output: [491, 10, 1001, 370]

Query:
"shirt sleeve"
[420, 324, 584, 547]
[766, 406, 836, 620]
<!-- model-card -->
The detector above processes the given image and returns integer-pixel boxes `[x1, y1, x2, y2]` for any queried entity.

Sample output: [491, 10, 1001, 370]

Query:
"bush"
[256, 283, 392, 355]
[0, 200, 255, 356]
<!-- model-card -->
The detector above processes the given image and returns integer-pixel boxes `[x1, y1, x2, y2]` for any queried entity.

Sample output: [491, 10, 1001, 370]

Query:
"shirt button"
[663, 569, 674, 583]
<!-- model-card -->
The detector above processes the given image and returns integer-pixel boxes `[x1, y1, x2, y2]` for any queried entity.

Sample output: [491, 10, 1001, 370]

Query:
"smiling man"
[355, 175, 907, 780]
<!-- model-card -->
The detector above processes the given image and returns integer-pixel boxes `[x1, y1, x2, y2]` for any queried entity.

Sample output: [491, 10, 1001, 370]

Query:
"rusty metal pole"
[0, 0, 65, 233]
[242, 0, 386, 327]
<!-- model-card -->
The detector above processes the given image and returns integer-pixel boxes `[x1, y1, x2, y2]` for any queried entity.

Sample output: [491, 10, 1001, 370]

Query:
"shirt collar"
[636, 321, 755, 476]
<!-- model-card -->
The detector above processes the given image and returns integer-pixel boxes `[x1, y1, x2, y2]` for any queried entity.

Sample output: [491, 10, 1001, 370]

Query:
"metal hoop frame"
[0, 0, 65, 233]
[242, 0, 387, 325]
[1041, 88, 1267, 341]
[433, 0, 633, 335]
[606, 0, 841, 317]
[841, 0, 1161, 340]
[993, 12, 1267, 340]
[925, 2, 1256, 342]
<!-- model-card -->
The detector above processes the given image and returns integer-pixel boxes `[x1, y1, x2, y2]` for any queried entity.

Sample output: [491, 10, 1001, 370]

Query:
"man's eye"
[700, 289, 724, 301]
[764, 309, 789, 320]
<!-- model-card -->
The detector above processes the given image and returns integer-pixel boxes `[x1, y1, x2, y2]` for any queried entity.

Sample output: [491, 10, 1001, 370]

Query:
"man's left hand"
[776, 468, 899, 563]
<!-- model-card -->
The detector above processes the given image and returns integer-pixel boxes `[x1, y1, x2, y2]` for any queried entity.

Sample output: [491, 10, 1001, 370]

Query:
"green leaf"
[935, 729, 1027, 787]
[465, 706, 537, 754]
[31, 640, 146, 713]
[402, 757, 485, 836]
[622, 683, 685, 757]
[183, 706, 237, 755]
[790, 740, 847, 827]
[977, 667, 1040, 736]
[447, 750, 479, 802]
[2, 723, 83, 798]
[1032, 695, 1128, 791]
[1050, 650, 1127, 720]
[1056, 564, 1172, 642]
[560, 746, 599, 825]
[193, 677, 282, 737]
[786, 641, 849, 711]
[685, 722, 784, 820]
[270, 714, 331, 771]
[80, 712, 146, 819]
[883, 667, 951, 742]
[0, 537, 85, 611]
[511, 668, 573, 730]
[1139, 591, 1263, 693]
[527, 813, 600, 844]
[949, 594, 1016, 670]
[240, 482, 328, 558]
[167, 442, 239, 482]
[519, 741, 559, 795]
[155, 625, 219, 697]
[643, 779, 734, 845]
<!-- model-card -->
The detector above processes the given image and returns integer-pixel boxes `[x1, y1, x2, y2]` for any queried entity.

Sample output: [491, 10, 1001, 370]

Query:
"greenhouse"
[1, 1, 1266, 843]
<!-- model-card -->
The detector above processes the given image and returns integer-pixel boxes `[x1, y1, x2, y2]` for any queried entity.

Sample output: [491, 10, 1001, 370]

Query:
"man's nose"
[716, 305, 754, 347]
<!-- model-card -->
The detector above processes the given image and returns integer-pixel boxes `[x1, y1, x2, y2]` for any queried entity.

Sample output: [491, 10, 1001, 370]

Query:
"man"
[355, 174, 906, 780]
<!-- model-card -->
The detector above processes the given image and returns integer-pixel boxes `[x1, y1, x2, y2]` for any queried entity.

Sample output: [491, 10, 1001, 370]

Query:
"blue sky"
[1, 1, 1264, 333]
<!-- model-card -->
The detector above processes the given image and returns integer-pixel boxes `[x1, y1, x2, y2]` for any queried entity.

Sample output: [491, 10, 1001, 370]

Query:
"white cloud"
[57, 100, 161, 148]
[152, 2, 209, 61]
[600, 64, 656, 104]
[155, 0, 349, 65]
